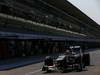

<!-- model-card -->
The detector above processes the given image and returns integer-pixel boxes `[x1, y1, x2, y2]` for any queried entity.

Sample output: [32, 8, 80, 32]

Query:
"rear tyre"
[76, 63, 85, 72]
[84, 53, 90, 66]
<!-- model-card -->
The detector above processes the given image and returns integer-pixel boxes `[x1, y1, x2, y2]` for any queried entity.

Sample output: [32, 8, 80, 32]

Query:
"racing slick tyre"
[42, 66, 46, 71]
[45, 67, 49, 72]
[76, 58, 85, 72]
[83, 53, 90, 66]
[42, 66, 49, 72]
[76, 63, 84, 72]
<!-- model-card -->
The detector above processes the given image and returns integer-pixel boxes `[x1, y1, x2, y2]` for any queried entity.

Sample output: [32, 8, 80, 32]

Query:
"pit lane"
[0, 49, 100, 75]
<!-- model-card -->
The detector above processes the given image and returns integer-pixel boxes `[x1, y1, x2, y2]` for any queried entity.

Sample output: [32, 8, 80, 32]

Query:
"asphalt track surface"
[0, 49, 100, 75]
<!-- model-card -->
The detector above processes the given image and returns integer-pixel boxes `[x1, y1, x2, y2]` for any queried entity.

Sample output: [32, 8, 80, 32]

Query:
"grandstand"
[0, 0, 100, 39]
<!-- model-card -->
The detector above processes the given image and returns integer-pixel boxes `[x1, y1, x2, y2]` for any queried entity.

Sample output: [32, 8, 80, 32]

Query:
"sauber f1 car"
[42, 46, 90, 72]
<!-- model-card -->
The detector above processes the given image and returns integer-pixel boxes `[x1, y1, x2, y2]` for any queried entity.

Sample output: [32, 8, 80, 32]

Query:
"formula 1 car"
[42, 46, 90, 72]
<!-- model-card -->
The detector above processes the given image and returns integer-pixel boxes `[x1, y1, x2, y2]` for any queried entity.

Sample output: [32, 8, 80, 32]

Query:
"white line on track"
[25, 69, 41, 75]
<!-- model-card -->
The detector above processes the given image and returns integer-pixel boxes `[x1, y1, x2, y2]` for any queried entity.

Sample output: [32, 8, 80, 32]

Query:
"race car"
[42, 46, 90, 72]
